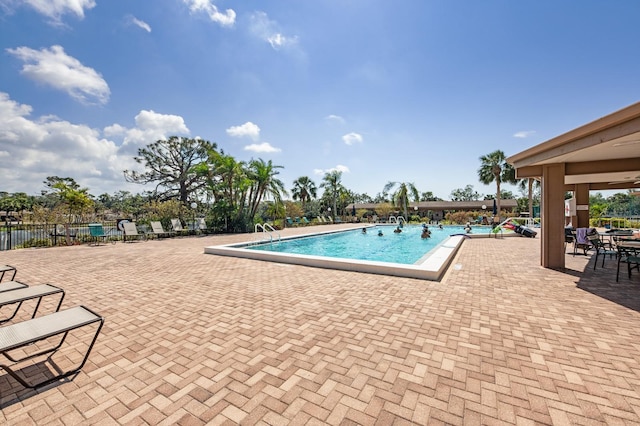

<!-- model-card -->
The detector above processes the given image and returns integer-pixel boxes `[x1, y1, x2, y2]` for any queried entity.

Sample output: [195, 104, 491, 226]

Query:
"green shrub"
[17, 238, 52, 248]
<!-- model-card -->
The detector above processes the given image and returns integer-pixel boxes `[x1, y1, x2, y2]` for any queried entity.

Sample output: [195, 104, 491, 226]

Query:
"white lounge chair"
[171, 218, 190, 236]
[0, 265, 17, 282]
[0, 281, 27, 293]
[122, 222, 146, 242]
[148, 221, 175, 238]
[196, 218, 210, 234]
[0, 305, 104, 388]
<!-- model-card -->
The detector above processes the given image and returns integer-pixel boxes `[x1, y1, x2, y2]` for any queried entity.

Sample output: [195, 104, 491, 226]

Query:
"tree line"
[1, 138, 636, 231]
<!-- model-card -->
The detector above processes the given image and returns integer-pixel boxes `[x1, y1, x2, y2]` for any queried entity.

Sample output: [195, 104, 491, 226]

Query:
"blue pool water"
[247, 225, 492, 265]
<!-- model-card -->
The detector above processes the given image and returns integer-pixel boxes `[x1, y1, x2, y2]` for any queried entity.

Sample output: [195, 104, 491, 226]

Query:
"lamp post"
[190, 202, 197, 232]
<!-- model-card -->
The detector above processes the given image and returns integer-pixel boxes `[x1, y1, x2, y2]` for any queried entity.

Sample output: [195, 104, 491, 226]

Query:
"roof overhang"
[507, 101, 640, 191]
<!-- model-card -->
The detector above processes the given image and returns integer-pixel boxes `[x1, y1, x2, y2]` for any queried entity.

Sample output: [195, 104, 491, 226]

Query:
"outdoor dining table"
[615, 239, 640, 281]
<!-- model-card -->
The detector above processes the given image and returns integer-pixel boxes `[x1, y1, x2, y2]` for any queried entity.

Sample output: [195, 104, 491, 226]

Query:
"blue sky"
[1, 1, 639, 200]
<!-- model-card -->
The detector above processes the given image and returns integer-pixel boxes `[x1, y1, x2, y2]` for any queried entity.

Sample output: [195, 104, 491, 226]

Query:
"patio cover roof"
[507, 101, 640, 190]
[507, 101, 640, 269]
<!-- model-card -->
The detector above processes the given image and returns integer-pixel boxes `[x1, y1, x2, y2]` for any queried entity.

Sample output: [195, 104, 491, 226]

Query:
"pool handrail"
[254, 223, 281, 244]
[388, 216, 406, 225]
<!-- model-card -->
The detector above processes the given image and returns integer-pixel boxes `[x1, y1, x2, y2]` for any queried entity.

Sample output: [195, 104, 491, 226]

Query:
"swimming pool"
[247, 225, 490, 264]
[205, 224, 499, 281]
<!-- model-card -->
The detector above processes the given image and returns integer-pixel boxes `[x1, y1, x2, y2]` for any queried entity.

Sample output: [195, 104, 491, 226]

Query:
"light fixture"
[612, 140, 640, 148]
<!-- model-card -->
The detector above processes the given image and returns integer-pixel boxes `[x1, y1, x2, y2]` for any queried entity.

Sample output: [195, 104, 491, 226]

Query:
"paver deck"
[1, 224, 640, 425]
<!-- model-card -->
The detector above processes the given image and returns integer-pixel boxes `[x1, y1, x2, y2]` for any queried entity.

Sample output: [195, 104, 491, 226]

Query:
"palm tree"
[383, 181, 419, 221]
[291, 176, 317, 210]
[320, 170, 343, 220]
[518, 177, 540, 218]
[203, 151, 248, 232]
[477, 150, 516, 216]
[246, 159, 288, 221]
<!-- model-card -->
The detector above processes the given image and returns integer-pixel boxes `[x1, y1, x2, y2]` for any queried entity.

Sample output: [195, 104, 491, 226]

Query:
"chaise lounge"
[0, 284, 65, 324]
[0, 264, 17, 282]
[148, 221, 175, 239]
[0, 305, 104, 388]
[122, 222, 146, 242]
[170, 218, 190, 236]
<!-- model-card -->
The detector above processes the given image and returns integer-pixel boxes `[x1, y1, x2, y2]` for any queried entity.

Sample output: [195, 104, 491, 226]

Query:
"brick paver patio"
[1, 224, 639, 424]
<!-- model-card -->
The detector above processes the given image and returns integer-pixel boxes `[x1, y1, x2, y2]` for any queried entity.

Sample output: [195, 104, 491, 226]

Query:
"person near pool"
[421, 224, 431, 238]
[464, 222, 472, 233]
[362, 227, 367, 234]
[394, 226, 402, 233]
[378, 230, 384, 236]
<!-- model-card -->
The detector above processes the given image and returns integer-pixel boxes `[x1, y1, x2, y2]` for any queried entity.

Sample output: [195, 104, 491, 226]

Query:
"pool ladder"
[388, 215, 406, 225]
[254, 223, 281, 244]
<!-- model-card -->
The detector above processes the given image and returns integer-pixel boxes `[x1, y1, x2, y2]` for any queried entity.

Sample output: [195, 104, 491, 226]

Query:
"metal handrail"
[254, 223, 281, 244]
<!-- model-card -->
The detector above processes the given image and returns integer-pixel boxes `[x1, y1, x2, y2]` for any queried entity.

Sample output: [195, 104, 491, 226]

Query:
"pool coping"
[204, 226, 515, 281]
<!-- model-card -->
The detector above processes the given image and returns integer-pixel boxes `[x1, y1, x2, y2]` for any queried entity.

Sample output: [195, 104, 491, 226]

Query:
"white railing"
[388, 215, 406, 225]
[254, 223, 280, 243]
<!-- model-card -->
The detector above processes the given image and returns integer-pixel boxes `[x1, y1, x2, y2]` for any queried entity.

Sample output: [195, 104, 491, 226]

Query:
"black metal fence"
[0, 222, 123, 251]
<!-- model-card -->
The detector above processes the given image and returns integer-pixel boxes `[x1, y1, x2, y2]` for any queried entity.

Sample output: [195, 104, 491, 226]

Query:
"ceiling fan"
[609, 175, 640, 185]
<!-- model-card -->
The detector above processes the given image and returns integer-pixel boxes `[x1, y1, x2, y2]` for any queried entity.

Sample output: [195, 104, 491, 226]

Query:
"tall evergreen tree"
[124, 136, 216, 204]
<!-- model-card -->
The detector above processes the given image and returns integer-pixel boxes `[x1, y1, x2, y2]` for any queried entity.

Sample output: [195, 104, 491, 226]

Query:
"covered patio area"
[508, 101, 640, 269]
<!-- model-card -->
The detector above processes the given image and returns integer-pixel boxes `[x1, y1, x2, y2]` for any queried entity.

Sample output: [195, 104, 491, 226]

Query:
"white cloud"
[182, 0, 235, 27]
[513, 130, 536, 138]
[226, 121, 260, 140]
[342, 132, 363, 145]
[244, 142, 281, 153]
[118, 110, 190, 152]
[325, 114, 345, 125]
[129, 16, 151, 32]
[0, 91, 121, 193]
[1, 0, 96, 23]
[0, 92, 194, 194]
[6, 45, 110, 105]
[313, 165, 350, 175]
[249, 11, 298, 50]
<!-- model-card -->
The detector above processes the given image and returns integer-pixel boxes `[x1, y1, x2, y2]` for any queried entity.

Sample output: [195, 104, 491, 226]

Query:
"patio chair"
[0, 264, 17, 282]
[0, 281, 27, 293]
[122, 222, 146, 242]
[586, 232, 618, 269]
[0, 305, 104, 388]
[564, 227, 575, 252]
[149, 221, 175, 239]
[573, 227, 592, 256]
[196, 218, 211, 234]
[50, 224, 77, 246]
[88, 223, 110, 246]
[616, 244, 640, 282]
[170, 218, 190, 236]
[0, 284, 65, 324]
